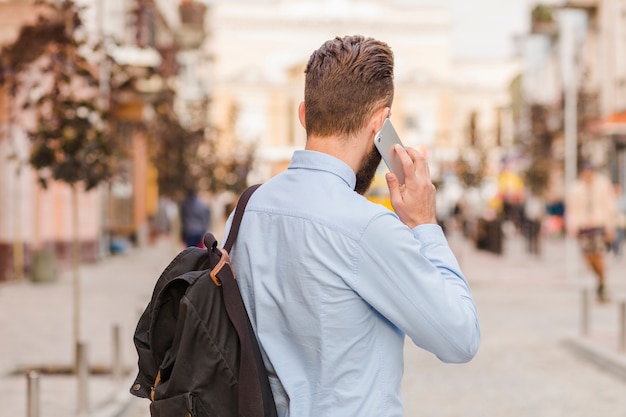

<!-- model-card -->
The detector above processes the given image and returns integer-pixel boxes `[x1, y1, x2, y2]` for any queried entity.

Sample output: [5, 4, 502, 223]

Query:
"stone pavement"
[400, 229, 626, 417]
[1, 228, 626, 417]
[0, 235, 181, 417]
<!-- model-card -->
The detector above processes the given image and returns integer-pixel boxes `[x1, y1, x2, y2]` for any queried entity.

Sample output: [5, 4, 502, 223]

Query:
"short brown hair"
[304, 35, 394, 138]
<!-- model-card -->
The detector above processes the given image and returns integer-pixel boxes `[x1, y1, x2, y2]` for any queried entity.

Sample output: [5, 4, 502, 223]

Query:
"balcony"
[178, 0, 207, 49]
[179, 1, 207, 27]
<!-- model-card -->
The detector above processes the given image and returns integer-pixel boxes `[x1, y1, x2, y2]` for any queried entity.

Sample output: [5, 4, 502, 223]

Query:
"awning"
[601, 111, 626, 135]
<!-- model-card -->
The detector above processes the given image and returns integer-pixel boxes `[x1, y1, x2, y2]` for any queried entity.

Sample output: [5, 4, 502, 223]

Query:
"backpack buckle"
[210, 248, 233, 286]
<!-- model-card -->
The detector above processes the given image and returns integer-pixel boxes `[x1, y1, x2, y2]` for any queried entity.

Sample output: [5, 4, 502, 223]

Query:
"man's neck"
[305, 134, 368, 174]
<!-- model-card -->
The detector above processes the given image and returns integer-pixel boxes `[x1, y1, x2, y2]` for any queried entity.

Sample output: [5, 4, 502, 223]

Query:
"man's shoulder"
[252, 177, 394, 232]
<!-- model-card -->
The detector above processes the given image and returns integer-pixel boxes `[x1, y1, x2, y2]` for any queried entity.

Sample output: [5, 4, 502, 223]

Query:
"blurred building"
[0, 0, 209, 281]
[516, 0, 626, 205]
[0, 1, 81, 281]
[84, 0, 209, 247]
[568, 0, 626, 187]
[206, 0, 520, 183]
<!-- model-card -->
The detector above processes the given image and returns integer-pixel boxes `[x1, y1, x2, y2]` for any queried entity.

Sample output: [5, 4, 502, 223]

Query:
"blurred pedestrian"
[565, 162, 616, 303]
[545, 199, 565, 237]
[498, 163, 524, 230]
[179, 187, 211, 247]
[225, 35, 480, 416]
[612, 183, 626, 256]
[523, 189, 546, 256]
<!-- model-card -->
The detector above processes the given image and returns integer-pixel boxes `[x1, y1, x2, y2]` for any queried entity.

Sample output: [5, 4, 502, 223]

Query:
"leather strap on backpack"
[224, 183, 262, 253]
[218, 183, 277, 417]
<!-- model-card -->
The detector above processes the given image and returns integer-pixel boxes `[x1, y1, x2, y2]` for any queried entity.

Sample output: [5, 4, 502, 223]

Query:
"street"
[124, 230, 626, 417]
[3, 229, 626, 417]
[399, 231, 626, 417]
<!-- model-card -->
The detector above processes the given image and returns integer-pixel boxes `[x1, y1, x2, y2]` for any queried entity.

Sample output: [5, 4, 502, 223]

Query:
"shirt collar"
[288, 150, 357, 190]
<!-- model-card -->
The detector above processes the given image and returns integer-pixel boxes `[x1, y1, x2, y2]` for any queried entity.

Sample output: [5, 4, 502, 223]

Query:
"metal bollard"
[581, 288, 589, 336]
[112, 324, 122, 385]
[26, 371, 40, 417]
[619, 301, 626, 352]
[77, 341, 89, 416]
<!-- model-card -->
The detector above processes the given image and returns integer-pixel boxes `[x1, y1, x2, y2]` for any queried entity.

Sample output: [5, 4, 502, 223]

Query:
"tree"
[522, 104, 553, 196]
[2, 2, 118, 198]
[149, 89, 205, 199]
[149, 91, 255, 200]
[456, 112, 486, 188]
[1, 0, 121, 370]
[522, 157, 551, 195]
[0, 3, 71, 281]
[455, 153, 485, 189]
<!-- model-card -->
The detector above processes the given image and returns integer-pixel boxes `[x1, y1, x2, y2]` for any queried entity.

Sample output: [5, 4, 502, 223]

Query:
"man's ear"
[298, 101, 306, 128]
[371, 106, 390, 133]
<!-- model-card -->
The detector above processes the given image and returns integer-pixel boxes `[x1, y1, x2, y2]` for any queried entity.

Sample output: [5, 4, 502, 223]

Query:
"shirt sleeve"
[352, 213, 480, 363]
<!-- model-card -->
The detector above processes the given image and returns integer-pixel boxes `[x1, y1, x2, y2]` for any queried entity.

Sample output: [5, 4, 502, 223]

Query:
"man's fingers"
[386, 171, 401, 203]
[394, 145, 414, 184]
[386, 171, 398, 187]
[396, 145, 431, 185]
[406, 148, 430, 178]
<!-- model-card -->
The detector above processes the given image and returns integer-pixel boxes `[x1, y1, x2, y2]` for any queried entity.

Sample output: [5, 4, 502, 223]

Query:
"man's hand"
[385, 145, 437, 229]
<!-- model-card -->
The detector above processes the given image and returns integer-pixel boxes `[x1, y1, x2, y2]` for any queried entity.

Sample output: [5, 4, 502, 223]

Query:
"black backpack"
[130, 184, 277, 417]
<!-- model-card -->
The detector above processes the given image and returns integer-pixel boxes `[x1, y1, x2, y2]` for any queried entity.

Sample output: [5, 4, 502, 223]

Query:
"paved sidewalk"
[400, 231, 626, 417]
[401, 230, 626, 417]
[0, 236, 181, 417]
[452, 229, 626, 367]
[450, 229, 626, 381]
[1, 229, 625, 417]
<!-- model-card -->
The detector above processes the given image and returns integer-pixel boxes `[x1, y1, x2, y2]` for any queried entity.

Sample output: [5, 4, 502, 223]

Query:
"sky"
[405, 0, 557, 60]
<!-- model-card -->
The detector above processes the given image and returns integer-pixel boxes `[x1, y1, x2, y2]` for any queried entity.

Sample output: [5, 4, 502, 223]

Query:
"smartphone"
[374, 118, 405, 185]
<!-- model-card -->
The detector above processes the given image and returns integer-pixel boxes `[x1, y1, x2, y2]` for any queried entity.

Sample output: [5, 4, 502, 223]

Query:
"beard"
[354, 145, 382, 195]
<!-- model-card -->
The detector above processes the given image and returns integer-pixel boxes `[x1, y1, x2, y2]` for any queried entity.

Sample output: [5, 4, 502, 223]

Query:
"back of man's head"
[303, 35, 394, 139]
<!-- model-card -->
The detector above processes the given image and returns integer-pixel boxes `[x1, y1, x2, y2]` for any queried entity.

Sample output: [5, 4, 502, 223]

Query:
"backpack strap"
[210, 183, 277, 417]
[224, 183, 262, 252]
[218, 257, 270, 417]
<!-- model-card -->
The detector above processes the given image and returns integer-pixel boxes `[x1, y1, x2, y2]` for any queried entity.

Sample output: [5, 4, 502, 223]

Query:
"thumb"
[386, 172, 401, 201]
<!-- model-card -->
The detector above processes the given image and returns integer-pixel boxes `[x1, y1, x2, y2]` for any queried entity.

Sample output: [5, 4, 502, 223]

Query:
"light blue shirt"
[226, 150, 480, 417]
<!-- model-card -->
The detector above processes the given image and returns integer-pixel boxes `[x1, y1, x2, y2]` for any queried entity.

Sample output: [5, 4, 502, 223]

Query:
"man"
[566, 162, 617, 302]
[227, 35, 480, 416]
[179, 187, 211, 247]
